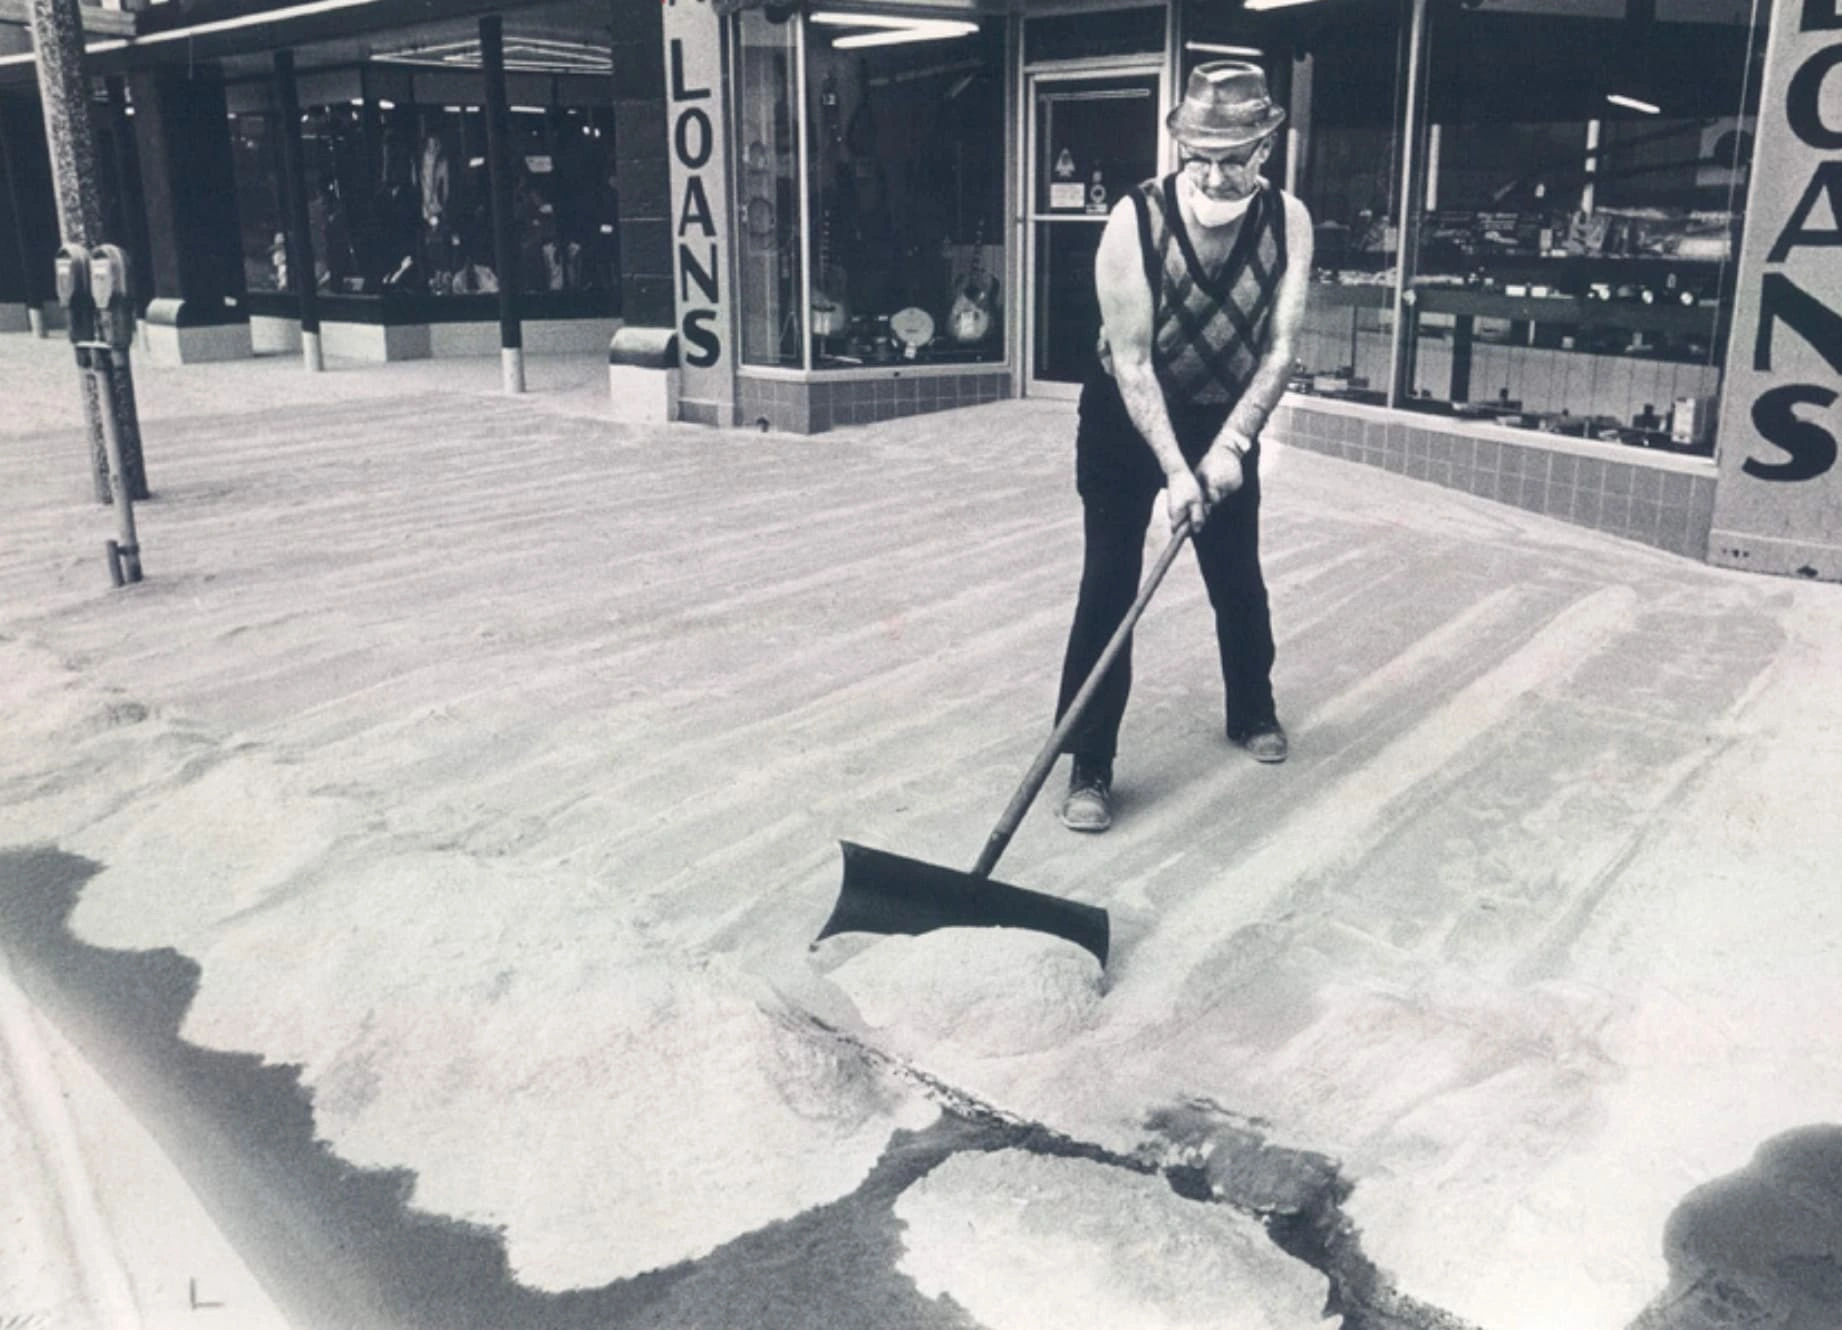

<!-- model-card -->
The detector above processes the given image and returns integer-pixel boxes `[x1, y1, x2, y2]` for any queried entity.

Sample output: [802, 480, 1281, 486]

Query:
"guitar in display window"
[948, 223, 999, 345]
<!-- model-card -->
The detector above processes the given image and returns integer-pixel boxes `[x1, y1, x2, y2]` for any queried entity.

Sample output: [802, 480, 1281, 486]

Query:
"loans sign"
[662, 0, 734, 423]
[1710, 0, 1842, 579]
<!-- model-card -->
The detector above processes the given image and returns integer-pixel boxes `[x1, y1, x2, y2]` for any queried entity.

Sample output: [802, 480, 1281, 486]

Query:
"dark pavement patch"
[0, 845, 991, 1330]
[1631, 1124, 1842, 1330]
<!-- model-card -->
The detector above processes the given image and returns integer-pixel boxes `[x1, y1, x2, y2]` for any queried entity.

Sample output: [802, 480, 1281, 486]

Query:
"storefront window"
[1179, 0, 1408, 406]
[734, 11, 804, 366]
[734, 8, 1006, 371]
[302, 103, 367, 291]
[1398, 0, 1767, 456]
[805, 13, 1006, 369]
[229, 74, 617, 304]
[233, 110, 290, 294]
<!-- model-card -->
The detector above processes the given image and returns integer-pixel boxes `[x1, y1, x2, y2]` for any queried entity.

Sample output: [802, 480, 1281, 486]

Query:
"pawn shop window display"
[410, 119, 500, 298]
[800, 29, 1007, 370]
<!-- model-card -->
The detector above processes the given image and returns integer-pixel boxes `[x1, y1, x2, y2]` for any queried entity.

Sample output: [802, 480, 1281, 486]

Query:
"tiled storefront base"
[735, 369, 1012, 435]
[1268, 397, 1718, 561]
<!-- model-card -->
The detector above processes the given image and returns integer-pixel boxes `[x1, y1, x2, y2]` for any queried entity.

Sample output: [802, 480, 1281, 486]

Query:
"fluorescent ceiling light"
[811, 10, 976, 47]
[809, 11, 951, 25]
[135, 0, 383, 43]
[1243, 0, 1324, 10]
[1185, 42, 1264, 58]
[831, 19, 976, 48]
[1605, 93, 1660, 114]
[0, 37, 127, 67]
[373, 36, 611, 74]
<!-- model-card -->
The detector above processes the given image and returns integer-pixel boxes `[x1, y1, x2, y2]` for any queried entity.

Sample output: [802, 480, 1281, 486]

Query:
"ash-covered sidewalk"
[2, 334, 1840, 1330]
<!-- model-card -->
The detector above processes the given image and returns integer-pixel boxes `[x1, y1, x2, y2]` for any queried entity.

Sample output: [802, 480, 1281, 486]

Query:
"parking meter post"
[89, 344, 141, 584]
[55, 243, 143, 587]
[28, 0, 149, 505]
[86, 249, 143, 585]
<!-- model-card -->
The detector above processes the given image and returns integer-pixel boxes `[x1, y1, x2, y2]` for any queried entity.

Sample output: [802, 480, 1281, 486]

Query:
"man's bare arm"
[1095, 198, 1189, 482]
[1217, 193, 1315, 454]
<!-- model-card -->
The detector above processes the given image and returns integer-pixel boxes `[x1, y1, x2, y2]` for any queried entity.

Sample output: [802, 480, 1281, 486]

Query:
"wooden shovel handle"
[971, 518, 1194, 879]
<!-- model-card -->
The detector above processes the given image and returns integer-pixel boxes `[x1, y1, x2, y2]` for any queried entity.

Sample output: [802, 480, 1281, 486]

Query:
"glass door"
[1025, 68, 1164, 398]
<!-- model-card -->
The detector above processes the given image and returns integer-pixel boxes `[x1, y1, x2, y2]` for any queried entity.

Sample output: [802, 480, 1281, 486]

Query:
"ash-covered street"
[2, 336, 1839, 1330]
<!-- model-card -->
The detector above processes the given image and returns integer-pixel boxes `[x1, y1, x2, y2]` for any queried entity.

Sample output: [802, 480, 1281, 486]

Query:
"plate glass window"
[1395, 0, 1770, 456]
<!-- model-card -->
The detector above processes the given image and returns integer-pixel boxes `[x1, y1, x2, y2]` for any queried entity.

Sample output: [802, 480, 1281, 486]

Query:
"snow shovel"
[817, 517, 1197, 969]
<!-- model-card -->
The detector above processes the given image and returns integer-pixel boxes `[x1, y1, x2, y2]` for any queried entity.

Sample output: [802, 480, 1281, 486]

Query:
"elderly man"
[1055, 61, 1314, 833]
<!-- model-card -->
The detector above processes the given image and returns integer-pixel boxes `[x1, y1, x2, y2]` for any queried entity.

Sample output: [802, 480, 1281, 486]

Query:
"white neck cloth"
[1179, 173, 1257, 230]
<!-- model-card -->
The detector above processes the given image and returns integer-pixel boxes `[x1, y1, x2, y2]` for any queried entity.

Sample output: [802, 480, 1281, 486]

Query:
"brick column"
[127, 64, 253, 364]
[0, 96, 59, 334]
[612, 0, 672, 328]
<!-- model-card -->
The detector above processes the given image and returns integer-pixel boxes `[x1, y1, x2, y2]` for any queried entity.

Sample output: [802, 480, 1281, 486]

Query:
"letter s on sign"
[681, 308, 721, 369]
[1745, 384, 1840, 482]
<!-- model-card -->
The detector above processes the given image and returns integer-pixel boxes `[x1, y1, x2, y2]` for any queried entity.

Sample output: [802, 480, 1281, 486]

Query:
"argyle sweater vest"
[1132, 175, 1288, 407]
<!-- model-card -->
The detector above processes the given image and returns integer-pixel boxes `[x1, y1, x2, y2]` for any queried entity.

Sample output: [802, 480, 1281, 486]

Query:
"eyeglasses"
[1178, 147, 1265, 180]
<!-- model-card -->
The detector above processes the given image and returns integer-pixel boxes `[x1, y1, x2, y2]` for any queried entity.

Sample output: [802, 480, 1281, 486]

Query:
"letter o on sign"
[675, 106, 713, 169]
[1788, 45, 1842, 150]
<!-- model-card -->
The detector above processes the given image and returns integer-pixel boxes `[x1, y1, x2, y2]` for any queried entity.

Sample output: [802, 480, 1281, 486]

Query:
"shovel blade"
[817, 841, 1110, 967]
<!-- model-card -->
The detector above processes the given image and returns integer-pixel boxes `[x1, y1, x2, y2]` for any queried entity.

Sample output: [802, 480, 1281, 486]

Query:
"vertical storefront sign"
[662, 0, 735, 424]
[1710, 0, 1842, 579]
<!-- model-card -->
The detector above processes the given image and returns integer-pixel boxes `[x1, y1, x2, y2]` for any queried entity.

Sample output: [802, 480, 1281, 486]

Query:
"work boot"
[1059, 757, 1114, 833]
[1228, 718, 1288, 764]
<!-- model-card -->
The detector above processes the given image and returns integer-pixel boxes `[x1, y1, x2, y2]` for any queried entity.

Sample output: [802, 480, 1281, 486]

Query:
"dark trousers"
[1055, 370, 1276, 766]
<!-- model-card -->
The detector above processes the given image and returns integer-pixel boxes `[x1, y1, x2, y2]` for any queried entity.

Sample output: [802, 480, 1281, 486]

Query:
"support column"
[612, 0, 673, 329]
[660, 0, 734, 425]
[0, 99, 46, 333]
[27, 0, 148, 503]
[480, 15, 524, 393]
[272, 51, 322, 371]
[1384, 0, 1430, 412]
[128, 63, 254, 366]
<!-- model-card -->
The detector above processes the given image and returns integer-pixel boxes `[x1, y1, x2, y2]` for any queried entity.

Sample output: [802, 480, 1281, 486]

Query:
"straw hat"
[1166, 61, 1287, 150]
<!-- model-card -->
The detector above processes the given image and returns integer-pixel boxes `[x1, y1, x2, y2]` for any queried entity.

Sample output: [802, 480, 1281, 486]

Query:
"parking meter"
[88, 244, 136, 350]
[54, 244, 96, 345]
[55, 243, 144, 586]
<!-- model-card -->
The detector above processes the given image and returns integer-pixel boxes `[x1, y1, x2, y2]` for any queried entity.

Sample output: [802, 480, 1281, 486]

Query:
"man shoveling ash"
[1054, 61, 1314, 834]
